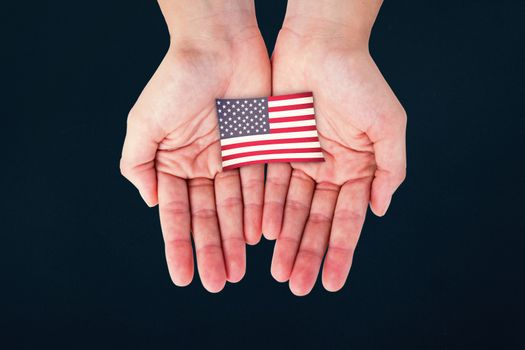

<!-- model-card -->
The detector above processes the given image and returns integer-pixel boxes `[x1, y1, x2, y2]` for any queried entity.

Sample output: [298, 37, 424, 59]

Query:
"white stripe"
[220, 130, 318, 146]
[268, 108, 315, 118]
[268, 97, 313, 107]
[221, 142, 321, 157]
[222, 152, 324, 167]
[270, 119, 316, 129]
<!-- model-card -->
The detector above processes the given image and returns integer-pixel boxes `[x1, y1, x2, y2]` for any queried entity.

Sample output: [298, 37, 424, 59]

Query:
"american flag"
[216, 92, 325, 171]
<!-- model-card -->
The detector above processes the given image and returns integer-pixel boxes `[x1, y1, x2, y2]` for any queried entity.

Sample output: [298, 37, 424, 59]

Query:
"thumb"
[368, 113, 407, 216]
[120, 114, 162, 207]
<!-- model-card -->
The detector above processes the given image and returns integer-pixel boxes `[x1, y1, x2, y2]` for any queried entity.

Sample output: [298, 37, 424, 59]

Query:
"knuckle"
[218, 196, 243, 209]
[191, 208, 217, 219]
[285, 199, 310, 211]
[308, 212, 332, 224]
[333, 209, 365, 222]
[162, 200, 189, 215]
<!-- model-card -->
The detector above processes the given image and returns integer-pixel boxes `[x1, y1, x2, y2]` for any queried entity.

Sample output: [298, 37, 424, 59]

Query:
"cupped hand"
[263, 28, 407, 295]
[121, 28, 270, 292]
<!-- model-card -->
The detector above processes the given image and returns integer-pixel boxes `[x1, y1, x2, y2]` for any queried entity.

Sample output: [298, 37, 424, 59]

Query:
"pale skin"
[264, 0, 407, 295]
[120, 0, 270, 292]
[121, 0, 406, 295]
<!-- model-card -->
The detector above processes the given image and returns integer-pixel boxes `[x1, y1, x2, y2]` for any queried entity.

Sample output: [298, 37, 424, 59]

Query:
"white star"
[217, 101, 221, 105]
[219, 118, 222, 122]
[221, 133, 224, 136]
[263, 128, 267, 131]
[218, 110, 221, 113]
[230, 132, 233, 135]
[228, 117, 232, 120]
[233, 112, 236, 115]
[236, 101, 240, 104]
[244, 100, 248, 103]
[253, 99, 257, 103]
[226, 101, 230, 104]
[239, 131, 243, 134]
[262, 106, 265, 109]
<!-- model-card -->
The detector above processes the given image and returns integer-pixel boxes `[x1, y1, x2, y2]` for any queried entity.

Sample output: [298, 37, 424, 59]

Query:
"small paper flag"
[216, 92, 325, 171]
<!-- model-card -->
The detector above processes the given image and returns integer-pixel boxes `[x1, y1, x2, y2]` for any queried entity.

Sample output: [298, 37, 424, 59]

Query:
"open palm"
[121, 33, 270, 292]
[263, 29, 407, 295]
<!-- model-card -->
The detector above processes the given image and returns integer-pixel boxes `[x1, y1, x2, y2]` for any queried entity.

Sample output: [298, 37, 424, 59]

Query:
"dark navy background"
[4, 1, 524, 348]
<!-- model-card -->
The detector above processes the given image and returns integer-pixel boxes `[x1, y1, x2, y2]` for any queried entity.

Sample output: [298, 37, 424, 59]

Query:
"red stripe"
[269, 115, 315, 123]
[268, 92, 313, 101]
[221, 137, 319, 150]
[222, 157, 324, 171]
[270, 125, 317, 133]
[268, 103, 313, 112]
[222, 148, 323, 161]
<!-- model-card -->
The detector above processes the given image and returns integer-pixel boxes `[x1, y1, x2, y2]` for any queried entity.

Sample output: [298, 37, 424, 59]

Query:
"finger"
[289, 182, 339, 296]
[368, 113, 407, 216]
[188, 178, 227, 293]
[157, 172, 193, 286]
[271, 169, 315, 282]
[214, 169, 246, 283]
[239, 164, 265, 245]
[262, 163, 292, 240]
[120, 113, 163, 207]
[322, 177, 371, 292]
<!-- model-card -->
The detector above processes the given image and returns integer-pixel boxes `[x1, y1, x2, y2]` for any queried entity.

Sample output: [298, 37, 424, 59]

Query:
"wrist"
[282, 0, 383, 50]
[158, 0, 259, 46]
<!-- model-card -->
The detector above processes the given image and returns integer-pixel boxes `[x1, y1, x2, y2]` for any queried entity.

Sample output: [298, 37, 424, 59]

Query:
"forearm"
[158, 0, 258, 44]
[283, 0, 383, 47]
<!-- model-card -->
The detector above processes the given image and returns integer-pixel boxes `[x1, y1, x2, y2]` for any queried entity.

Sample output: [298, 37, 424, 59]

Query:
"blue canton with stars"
[216, 98, 270, 139]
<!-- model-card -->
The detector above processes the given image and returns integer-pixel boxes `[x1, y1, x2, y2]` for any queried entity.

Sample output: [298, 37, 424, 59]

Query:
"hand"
[263, 1, 407, 295]
[120, 1, 270, 292]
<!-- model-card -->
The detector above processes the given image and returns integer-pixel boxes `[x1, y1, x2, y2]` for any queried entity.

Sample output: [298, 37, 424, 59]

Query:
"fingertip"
[227, 268, 246, 284]
[370, 195, 391, 217]
[289, 273, 314, 297]
[322, 279, 345, 293]
[321, 259, 351, 293]
[171, 272, 193, 287]
[321, 267, 346, 292]
[289, 282, 310, 297]
[270, 260, 290, 283]
[262, 231, 278, 241]
[139, 186, 158, 207]
[203, 279, 227, 293]
[245, 234, 262, 245]
[200, 264, 227, 293]
[225, 252, 246, 283]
